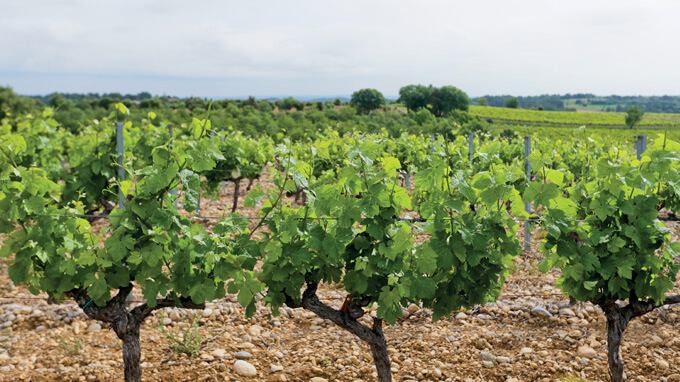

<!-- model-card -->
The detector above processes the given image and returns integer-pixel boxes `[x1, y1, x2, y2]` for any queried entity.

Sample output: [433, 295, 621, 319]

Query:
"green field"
[470, 105, 680, 127]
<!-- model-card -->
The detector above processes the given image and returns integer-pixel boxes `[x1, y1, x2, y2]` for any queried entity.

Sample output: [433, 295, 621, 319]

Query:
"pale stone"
[559, 308, 576, 317]
[432, 368, 442, 378]
[531, 307, 553, 318]
[234, 360, 257, 377]
[211, 349, 227, 358]
[270, 364, 284, 372]
[407, 304, 420, 314]
[249, 324, 263, 336]
[576, 346, 597, 359]
[87, 323, 102, 332]
[657, 359, 670, 370]
[168, 310, 181, 321]
[520, 347, 533, 354]
[479, 351, 496, 362]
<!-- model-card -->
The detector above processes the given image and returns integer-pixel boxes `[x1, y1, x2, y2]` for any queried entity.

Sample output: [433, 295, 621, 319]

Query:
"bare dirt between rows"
[2, 179, 680, 382]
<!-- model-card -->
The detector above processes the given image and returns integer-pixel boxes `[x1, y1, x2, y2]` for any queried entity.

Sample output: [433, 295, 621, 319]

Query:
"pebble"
[87, 323, 102, 332]
[162, 318, 172, 326]
[576, 346, 597, 359]
[496, 356, 511, 364]
[657, 359, 670, 370]
[482, 360, 494, 369]
[169, 310, 181, 321]
[559, 308, 576, 317]
[407, 304, 420, 314]
[274, 351, 284, 358]
[310, 378, 328, 382]
[432, 368, 442, 378]
[212, 349, 227, 358]
[567, 317, 581, 325]
[455, 312, 468, 320]
[479, 351, 496, 363]
[520, 347, 533, 355]
[270, 364, 284, 372]
[235, 351, 252, 360]
[531, 307, 553, 318]
[0, 321, 12, 330]
[202, 308, 213, 318]
[234, 360, 257, 377]
[249, 325, 263, 336]
[34, 326, 46, 333]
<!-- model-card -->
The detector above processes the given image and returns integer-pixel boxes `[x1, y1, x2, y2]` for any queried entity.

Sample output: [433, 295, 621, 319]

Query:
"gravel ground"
[2, 179, 680, 382]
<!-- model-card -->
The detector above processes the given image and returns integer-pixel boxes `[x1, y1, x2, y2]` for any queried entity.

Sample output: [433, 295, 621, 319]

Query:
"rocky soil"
[2, 180, 680, 382]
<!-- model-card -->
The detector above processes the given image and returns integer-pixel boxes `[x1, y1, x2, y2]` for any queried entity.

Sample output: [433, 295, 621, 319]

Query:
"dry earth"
[2, 179, 680, 382]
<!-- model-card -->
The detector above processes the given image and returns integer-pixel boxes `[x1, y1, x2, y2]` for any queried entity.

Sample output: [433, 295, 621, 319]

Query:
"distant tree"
[429, 86, 470, 117]
[398, 84, 433, 112]
[257, 101, 273, 113]
[504, 97, 520, 109]
[184, 97, 207, 112]
[98, 97, 115, 110]
[334, 98, 342, 106]
[48, 94, 68, 109]
[0, 87, 35, 119]
[280, 97, 299, 112]
[140, 98, 162, 109]
[625, 105, 644, 129]
[413, 108, 436, 126]
[350, 88, 386, 115]
[476, 97, 488, 106]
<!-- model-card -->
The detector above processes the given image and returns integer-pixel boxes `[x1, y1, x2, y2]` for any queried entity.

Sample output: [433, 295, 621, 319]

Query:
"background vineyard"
[3, 98, 680, 382]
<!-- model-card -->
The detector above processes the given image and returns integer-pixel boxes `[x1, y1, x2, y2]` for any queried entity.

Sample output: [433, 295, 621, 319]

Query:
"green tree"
[625, 105, 644, 129]
[476, 97, 488, 106]
[280, 97, 300, 112]
[398, 84, 433, 112]
[504, 97, 520, 109]
[350, 88, 386, 115]
[429, 86, 470, 116]
[0, 86, 35, 120]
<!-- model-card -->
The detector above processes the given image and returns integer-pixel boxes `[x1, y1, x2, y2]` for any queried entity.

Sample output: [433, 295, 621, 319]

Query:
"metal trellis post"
[524, 136, 532, 253]
[116, 122, 125, 211]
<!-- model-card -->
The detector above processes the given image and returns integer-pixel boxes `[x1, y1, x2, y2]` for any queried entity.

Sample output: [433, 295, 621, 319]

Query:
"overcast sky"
[1, 0, 679, 98]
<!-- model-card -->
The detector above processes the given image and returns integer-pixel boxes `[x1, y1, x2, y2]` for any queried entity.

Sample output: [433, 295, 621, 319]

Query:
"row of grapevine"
[3, 107, 680, 381]
[470, 105, 680, 127]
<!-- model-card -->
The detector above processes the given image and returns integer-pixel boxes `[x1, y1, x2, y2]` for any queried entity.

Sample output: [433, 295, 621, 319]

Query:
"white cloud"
[1, 0, 679, 96]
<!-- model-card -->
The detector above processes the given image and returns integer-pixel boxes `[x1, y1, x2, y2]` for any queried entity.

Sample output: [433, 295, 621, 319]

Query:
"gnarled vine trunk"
[112, 314, 143, 382]
[602, 303, 630, 382]
[71, 285, 204, 382]
[289, 280, 393, 382]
